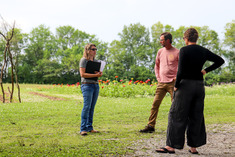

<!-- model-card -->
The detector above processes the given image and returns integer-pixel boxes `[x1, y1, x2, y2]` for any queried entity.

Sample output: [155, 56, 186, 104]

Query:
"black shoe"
[188, 149, 199, 154]
[139, 125, 155, 133]
[156, 147, 175, 154]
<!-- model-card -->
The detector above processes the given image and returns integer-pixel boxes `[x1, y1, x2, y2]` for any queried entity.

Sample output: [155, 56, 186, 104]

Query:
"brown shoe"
[139, 125, 155, 133]
[80, 131, 88, 136]
[90, 130, 100, 133]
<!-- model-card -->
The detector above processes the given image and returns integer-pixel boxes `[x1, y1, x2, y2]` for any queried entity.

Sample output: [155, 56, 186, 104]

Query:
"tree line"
[0, 21, 234, 85]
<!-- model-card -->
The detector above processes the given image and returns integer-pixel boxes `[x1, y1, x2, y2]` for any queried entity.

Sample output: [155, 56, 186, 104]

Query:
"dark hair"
[161, 32, 172, 44]
[184, 28, 199, 42]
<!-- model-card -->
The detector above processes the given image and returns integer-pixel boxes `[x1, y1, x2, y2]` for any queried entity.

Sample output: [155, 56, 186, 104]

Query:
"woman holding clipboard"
[79, 43, 102, 136]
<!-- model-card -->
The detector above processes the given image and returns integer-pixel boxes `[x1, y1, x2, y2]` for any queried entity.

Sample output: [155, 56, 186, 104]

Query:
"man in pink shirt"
[140, 32, 179, 133]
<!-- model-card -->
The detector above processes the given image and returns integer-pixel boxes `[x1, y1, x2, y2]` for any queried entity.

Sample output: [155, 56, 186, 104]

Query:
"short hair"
[83, 43, 96, 59]
[184, 28, 199, 42]
[161, 32, 172, 44]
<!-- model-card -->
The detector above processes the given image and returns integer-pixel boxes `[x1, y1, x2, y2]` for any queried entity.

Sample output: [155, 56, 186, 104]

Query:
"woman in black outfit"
[156, 28, 224, 154]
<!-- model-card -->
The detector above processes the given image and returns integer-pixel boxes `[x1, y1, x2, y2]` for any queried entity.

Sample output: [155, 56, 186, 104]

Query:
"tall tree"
[194, 26, 221, 55]
[23, 24, 58, 83]
[119, 23, 152, 67]
[56, 25, 77, 50]
[172, 26, 187, 49]
[223, 20, 235, 76]
[108, 23, 153, 80]
[106, 40, 126, 78]
[8, 28, 27, 83]
[55, 26, 108, 83]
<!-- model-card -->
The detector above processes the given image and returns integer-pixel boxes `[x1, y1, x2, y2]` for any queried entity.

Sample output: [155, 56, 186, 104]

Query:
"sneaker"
[139, 125, 155, 133]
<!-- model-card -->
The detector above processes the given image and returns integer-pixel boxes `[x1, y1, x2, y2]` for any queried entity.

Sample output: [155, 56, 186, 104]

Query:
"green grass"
[0, 83, 234, 156]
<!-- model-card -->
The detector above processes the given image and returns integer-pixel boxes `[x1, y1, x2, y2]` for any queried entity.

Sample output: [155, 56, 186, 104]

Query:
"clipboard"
[85, 61, 101, 81]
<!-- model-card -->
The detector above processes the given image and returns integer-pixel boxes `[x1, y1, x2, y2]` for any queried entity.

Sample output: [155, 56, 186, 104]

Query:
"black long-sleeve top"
[175, 45, 225, 88]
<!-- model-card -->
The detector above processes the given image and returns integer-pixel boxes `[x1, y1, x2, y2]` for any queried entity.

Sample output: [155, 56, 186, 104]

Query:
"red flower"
[145, 79, 151, 83]
[115, 76, 118, 78]
[120, 79, 123, 82]
[102, 86, 104, 88]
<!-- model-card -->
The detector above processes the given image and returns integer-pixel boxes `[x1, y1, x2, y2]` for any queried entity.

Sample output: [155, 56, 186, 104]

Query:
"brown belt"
[82, 82, 98, 84]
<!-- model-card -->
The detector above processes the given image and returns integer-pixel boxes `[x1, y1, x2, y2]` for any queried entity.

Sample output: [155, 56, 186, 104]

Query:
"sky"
[1, 0, 235, 43]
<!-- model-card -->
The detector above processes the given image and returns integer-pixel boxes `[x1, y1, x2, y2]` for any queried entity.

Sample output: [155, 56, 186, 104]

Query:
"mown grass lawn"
[0, 83, 234, 156]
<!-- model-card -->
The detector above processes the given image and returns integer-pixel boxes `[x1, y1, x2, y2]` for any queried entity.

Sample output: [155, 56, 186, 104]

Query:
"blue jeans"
[80, 84, 99, 132]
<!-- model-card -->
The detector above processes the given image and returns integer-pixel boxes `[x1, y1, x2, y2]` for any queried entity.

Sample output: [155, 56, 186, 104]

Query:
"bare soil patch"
[0, 92, 18, 103]
[126, 124, 235, 157]
[29, 92, 65, 101]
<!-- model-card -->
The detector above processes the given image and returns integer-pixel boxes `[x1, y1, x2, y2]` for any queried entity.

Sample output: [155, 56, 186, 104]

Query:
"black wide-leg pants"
[166, 79, 207, 149]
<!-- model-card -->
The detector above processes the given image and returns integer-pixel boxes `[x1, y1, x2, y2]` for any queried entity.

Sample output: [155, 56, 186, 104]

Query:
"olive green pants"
[148, 81, 175, 127]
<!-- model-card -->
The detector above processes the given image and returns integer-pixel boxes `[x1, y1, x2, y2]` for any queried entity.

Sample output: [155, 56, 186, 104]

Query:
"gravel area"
[126, 124, 235, 157]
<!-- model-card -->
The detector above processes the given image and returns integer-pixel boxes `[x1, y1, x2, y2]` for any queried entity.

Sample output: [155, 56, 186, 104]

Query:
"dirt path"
[126, 124, 235, 157]
[29, 92, 65, 101]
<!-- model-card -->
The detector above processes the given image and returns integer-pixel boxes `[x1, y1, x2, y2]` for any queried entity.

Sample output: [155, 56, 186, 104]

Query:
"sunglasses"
[90, 48, 97, 51]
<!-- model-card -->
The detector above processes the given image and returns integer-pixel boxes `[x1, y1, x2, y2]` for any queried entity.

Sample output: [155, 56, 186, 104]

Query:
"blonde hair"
[83, 43, 96, 60]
